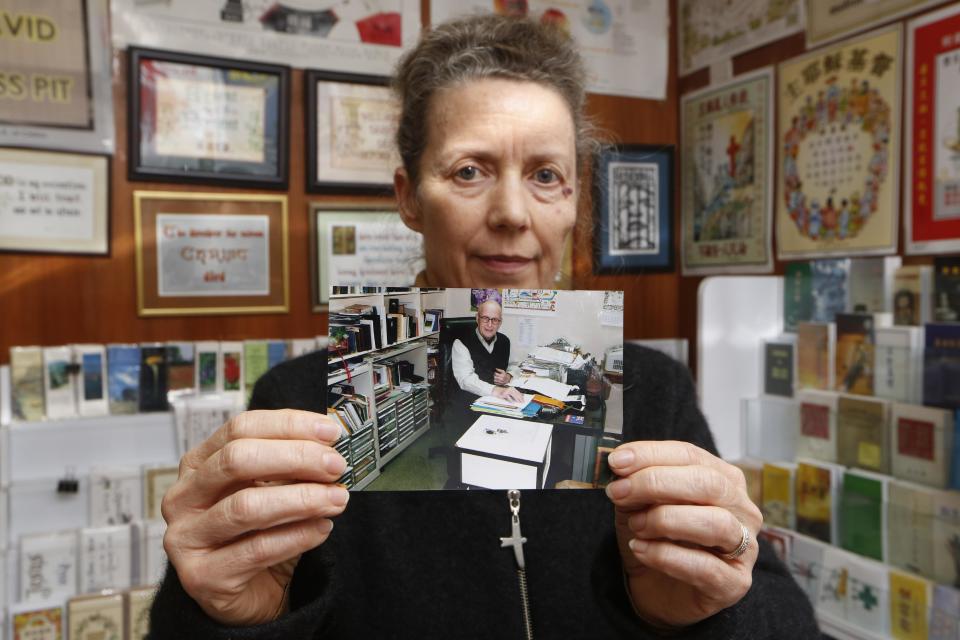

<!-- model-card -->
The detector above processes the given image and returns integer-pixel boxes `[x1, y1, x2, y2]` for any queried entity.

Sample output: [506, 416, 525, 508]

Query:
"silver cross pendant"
[500, 489, 527, 569]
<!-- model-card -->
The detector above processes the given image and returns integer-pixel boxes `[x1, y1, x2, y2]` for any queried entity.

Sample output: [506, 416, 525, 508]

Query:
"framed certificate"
[306, 70, 399, 193]
[0, 148, 110, 255]
[129, 48, 289, 189]
[134, 191, 289, 316]
[592, 145, 674, 273]
[309, 203, 424, 309]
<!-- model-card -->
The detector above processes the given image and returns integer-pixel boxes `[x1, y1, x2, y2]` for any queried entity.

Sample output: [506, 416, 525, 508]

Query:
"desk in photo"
[455, 414, 553, 489]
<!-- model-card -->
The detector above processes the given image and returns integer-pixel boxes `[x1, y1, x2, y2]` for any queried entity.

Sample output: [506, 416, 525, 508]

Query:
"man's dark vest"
[461, 330, 510, 389]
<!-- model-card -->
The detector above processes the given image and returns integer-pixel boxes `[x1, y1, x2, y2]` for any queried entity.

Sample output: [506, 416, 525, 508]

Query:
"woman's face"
[395, 78, 578, 288]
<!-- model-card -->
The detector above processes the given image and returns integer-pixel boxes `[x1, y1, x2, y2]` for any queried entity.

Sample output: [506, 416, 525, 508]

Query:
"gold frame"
[133, 190, 290, 316]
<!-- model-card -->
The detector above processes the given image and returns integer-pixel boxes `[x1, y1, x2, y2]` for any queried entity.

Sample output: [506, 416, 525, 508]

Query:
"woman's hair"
[392, 14, 597, 185]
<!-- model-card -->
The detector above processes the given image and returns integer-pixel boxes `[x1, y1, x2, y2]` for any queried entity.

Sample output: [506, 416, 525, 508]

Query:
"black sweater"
[149, 343, 820, 639]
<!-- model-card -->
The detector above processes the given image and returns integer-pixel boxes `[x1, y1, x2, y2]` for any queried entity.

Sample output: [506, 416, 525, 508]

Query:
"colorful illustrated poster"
[904, 4, 960, 255]
[112, 0, 421, 76]
[679, 0, 804, 75]
[776, 26, 902, 260]
[806, 0, 939, 47]
[430, 1, 668, 99]
[681, 68, 774, 274]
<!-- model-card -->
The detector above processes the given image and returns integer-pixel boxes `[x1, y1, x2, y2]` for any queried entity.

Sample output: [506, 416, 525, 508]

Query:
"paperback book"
[934, 256, 960, 322]
[837, 394, 890, 474]
[840, 469, 888, 562]
[19, 530, 78, 603]
[887, 480, 936, 580]
[817, 545, 850, 622]
[795, 459, 843, 544]
[220, 341, 244, 395]
[74, 344, 108, 417]
[763, 337, 796, 397]
[127, 586, 154, 640]
[195, 341, 220, 393]
[762, 462, 796, 529]
[10, 603, 62, 640]
[891, 403, 955, 489]
[107, 344, 140, 415]
[811, 259, 850, 324]
[894, 265, 933, 326]
[874, 326, 924, 404]
[924, 323, 960, 409]
[889, 571, 931, 640]
[784, 262, 813, 332]
[834, 313, 875, 395]
[138, 343, 168, 412]
[10, 346, 45, 421]
[67, 593, 124, 640]
[930, 583, 960, 640]
[797, 322, 835, 390]
[845, 554, 890, 635]
[89, 467, 142, 527]
[789, 534, 826, 606]
[78, 525, 132, 593]
[933, 490, 960, 588]
[165, 342, 196, 395]
[732, 458, 763, 508]
[848, 256, 901, 314]
[243, 340, 270, 403]
[42, 346, 76, 420]
[797, 389, 839, 463]
[267, 339, 288, 369]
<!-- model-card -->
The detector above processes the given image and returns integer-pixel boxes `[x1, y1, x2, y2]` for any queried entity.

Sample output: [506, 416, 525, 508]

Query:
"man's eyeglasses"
[478, 315, 502, 325]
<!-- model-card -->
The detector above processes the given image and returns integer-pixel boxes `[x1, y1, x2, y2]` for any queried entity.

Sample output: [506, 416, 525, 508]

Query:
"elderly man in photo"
[451, 299, 524, 406]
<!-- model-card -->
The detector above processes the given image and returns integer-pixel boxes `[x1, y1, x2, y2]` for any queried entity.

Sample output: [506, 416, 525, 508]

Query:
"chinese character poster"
[905, 3, 960, 255]
[777, 26, 902, 260]
[681, 68, 773, 274]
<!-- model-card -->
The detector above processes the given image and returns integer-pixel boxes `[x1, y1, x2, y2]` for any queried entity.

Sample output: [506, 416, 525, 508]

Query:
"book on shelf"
[837, 394, 890, 474]
[423, 308, 444, 333]
[761, 462, 796, 529]
[756, 526, 792, 564]
[891, 402, 955, 489]
[194, 341, 220, 393]
[107, 344, 141, 415]
[834, 313, 876, 395]
[893, 265, 933, 327]
[933, 490, 960, 588]
[887, 479, 936, 580]
[19, 530, 78, 603]
[731, 459, 763, 508]
[10, 345, 45, 421]
[165, 341, 196, 396]
[817, 544, 850, 622]
[43, 345, 76, 420]
[930, 583, 960, 640]
[267, 339, 288, 369]
[763, 336, 796, 397]
[797, 322, 835, 390]
[797, 389, 838, 463]
[888, 570, 931, 640]
[844, 553, 890, 635]
[243, 340, 270, 403]
[67, 592, 124, 640]
[784, 262, 813, 332]
[874, 325, 924, 405]
[934, 256, 960, 322]
[89, 467, 142, 527]
[789, 534, 826, 606]
[795, 458, 843, 544]
[127, 586, 155, 640]
[840, 468, 889, 562]
[78, 525, 133, 593]
[811, 258, 850, 324]
[10, 603, 63, 640]
[74, 344, 108, 418]
[924, 323, 960, 410]
[220, 341, 244, 395]
[289, 338, 319, 358]
[138, 343, 169, 413]
[848, 256, 901, 314]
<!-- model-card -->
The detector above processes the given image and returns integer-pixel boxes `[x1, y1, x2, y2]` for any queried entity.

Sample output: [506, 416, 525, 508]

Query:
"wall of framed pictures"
[0, 2, 682, 362]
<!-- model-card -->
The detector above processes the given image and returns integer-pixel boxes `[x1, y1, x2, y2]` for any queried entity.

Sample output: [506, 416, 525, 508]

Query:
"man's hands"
[604, 440, 763, 630]
[161, 410, 350, 626]
[493, 368, 512, 385]
[491, 385, 525, 404]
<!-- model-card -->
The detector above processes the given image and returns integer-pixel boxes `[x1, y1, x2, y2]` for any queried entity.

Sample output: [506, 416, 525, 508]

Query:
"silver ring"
[720, 522, 750, 561]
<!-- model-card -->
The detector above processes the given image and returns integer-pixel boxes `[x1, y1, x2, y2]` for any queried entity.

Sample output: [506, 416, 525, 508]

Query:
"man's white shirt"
[451, 329, 520, 397]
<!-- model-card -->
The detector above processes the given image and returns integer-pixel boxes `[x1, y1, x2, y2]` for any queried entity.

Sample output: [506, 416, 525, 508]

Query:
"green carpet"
[365, 423, 456, 491]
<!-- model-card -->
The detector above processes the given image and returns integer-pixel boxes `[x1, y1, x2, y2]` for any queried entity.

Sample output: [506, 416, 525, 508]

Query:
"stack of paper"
[513, 375, 580, 401]
[470, 394, 541, 419]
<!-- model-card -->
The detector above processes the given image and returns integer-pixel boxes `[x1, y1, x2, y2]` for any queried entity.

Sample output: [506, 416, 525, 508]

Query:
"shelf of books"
[328, 289, 442, 490]
[0, 337, 327, 637]
[701, 256, 960, 640]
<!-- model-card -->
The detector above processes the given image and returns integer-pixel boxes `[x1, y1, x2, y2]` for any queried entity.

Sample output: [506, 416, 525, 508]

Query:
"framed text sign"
[134, 191, 289, 316]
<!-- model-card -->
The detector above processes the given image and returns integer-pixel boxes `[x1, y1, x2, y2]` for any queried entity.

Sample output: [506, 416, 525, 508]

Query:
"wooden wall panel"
[0, 2, 681, 363]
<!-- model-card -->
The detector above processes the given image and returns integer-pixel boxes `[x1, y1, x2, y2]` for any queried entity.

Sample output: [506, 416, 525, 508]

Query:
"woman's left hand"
[604, 440, 763, 630]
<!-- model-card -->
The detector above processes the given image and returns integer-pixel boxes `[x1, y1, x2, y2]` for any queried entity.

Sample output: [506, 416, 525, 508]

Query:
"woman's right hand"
[161, 410, 350, 626]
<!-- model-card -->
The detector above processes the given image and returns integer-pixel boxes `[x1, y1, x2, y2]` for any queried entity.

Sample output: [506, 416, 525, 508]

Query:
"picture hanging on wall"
[0, 148, 110, 255]
[776, 26, 902, 260]
[129, 48, 289, 189]
[678, 0, 804, 76]
[903, 3, 960, 255]
[134, 191, 289, 316]
[309, 203, 424, 310]
[681, 67, 774, 275]
[805, 0, 940, 47]
[593, 144, 674, 274]
[306, 70, 399, 194]
[0, 0, 115, 154]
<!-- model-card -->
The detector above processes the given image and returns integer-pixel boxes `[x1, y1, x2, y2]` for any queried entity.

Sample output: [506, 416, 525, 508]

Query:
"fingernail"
[318, 519, 334, 534]
[329, 486, 349, 507]
[608, 449, 635, 468]
[629, 538, 648, 554]
[325, 453, 347, 476]
[605, 479, 630, 500]
[316, 420, 341, 442]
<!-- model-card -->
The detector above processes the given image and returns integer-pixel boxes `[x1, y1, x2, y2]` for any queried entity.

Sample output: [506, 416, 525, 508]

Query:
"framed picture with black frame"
[593, 144, 674, 273]
[129, 47, 289, 189]
[305, 70, 398, 194]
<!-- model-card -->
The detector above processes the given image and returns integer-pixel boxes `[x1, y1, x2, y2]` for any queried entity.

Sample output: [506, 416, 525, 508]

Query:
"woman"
[152, 15, 818, 638]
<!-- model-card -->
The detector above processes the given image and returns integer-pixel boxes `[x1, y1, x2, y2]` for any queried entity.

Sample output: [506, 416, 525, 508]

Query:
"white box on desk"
[456, 415, 553, 489]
